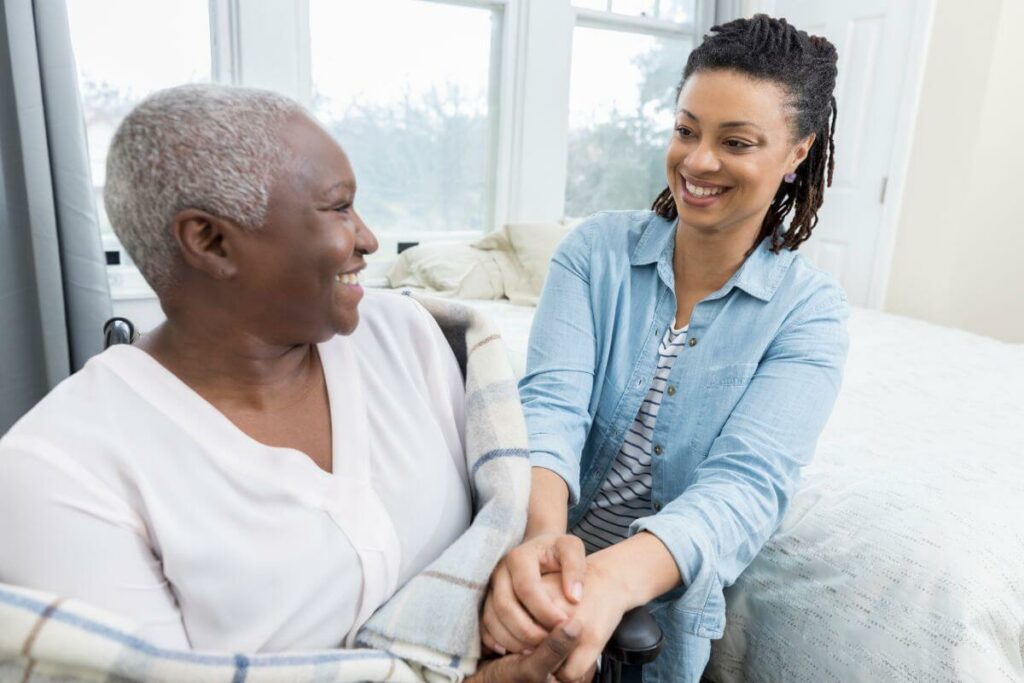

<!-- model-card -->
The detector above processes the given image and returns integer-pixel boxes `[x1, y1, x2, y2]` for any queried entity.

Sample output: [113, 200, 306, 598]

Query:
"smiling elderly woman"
[0, 85, 575, 682]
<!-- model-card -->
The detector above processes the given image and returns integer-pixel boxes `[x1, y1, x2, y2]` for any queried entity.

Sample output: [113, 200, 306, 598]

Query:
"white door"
[770, 0, 922, 307]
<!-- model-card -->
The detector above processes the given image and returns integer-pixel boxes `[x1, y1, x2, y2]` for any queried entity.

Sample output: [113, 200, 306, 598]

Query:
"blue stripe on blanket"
[0, 586, 399, 669]
[471, 448, 529, 478]
[233, 654, 249, 683]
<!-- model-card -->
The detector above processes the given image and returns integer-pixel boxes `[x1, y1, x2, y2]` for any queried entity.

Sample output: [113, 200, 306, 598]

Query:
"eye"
[724, 139, 754, 150]
[675, 126, 695, 139]
[333, 203, 352, 214]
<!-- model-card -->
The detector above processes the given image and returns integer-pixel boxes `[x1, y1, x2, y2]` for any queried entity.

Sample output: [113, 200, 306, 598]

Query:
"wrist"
[585, 551, 641, 612]
[588, 533, 681, 609]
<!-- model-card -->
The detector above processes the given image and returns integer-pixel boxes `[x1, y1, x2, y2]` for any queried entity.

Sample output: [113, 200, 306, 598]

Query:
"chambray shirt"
[520, 210, 849, 676]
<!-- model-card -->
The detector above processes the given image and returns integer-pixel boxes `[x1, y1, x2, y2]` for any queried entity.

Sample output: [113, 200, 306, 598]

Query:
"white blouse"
[0, 290, 472, 652]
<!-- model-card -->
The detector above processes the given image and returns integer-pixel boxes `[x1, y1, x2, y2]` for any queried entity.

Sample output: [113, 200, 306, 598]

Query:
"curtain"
[0, 0, 111, 433]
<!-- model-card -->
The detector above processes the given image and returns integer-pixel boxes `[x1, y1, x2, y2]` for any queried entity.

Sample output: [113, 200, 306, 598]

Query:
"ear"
[169, 209, 240, 281]
[786, 132, 817, 174]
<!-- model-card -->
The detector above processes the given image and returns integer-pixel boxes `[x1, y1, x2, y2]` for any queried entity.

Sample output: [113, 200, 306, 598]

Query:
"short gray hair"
[104, 84, 305, 293]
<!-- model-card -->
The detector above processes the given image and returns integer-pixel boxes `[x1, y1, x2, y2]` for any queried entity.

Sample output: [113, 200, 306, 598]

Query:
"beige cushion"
[473, 222, 570, 306]
[385, 242, 505, 300]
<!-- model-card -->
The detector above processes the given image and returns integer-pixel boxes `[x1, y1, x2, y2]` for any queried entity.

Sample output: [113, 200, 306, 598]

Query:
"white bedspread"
[460, 299, 1024, 683]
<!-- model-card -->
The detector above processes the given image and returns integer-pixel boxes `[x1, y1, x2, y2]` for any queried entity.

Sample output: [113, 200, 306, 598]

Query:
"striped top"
[571, 325, 688, 553]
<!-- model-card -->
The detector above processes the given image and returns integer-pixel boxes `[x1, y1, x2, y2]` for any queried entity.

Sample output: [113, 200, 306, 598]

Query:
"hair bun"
[808, 34, 838, 62]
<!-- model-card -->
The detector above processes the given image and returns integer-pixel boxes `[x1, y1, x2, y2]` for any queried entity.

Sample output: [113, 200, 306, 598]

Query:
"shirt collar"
[631, 214, 796, 303]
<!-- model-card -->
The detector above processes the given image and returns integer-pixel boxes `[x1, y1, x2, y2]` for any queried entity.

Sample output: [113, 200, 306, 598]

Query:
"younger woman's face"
[665, 69, 814, 241]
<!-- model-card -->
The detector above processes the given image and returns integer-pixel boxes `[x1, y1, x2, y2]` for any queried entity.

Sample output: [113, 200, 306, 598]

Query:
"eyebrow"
[678, 108, 764, 131]
[322, 180, 356, 200]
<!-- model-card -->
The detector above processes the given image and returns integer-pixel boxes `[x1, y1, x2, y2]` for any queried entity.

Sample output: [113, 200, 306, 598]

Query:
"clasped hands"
[475, 532, 635, 683]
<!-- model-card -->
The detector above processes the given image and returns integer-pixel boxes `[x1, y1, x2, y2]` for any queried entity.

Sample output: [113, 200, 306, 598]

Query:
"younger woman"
[483, 15, 848, 682]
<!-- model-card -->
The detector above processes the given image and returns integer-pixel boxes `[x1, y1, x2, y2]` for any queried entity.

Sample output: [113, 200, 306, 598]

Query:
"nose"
[683, 139, 722, 176]
[353, 210, 379, 256]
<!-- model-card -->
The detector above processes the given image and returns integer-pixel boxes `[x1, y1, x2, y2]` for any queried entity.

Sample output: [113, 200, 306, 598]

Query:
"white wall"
[885, 0, 1024, 342]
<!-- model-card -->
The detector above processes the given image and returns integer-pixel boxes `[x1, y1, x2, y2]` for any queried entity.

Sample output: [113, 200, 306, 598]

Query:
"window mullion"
[231, 0, 310, 104]
[504, 0, 574, 224]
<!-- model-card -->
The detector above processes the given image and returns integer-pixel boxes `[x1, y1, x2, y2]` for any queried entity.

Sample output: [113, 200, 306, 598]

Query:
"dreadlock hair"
[651, 14, 838, 253]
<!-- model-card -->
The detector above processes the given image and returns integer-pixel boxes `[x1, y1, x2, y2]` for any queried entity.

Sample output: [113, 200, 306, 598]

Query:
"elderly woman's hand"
[481, 533, 587, 654]
[468, 621, 591, 683]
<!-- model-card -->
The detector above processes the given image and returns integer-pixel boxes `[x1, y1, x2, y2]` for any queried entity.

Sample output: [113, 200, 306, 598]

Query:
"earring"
[784, 172, 797, 183]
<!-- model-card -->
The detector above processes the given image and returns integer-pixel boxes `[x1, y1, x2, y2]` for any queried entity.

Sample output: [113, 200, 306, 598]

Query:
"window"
[63, 0, 715, 292]
[566, 2, 695, 217]
[66, 0, 213, 239]
[308, 0, 501, 242]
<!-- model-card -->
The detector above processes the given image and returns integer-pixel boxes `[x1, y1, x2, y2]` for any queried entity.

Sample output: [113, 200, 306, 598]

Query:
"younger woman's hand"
[481, 533, 587, 654]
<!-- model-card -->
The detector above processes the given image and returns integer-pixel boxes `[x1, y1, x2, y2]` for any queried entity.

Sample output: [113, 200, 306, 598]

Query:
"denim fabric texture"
[519, 210, 849, 681]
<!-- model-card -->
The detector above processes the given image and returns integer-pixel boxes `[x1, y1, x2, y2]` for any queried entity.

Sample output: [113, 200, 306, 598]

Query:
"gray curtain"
[0, 0, 112, 433]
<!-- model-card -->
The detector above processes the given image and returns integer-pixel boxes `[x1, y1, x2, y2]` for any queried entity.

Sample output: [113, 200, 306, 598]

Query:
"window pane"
[572, 0, 609, 10]
[309, 0, 495, 235]
[657, 0, 696, 23]
[565, 27, 691, 218]
[609, 0, 658, 18]
[66, 0, 212, 234]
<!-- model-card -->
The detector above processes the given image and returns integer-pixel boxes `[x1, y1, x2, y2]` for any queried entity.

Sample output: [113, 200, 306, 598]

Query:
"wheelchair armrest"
[602, 605, 663, 666]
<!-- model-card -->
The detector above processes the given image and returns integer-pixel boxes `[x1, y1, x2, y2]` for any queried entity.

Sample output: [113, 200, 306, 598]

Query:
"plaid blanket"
[0, 294, 531, 682]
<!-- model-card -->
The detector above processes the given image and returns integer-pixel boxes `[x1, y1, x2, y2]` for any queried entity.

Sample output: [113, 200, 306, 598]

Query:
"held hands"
[482, 533, 634, 682]
[482, 533, 588, 652]
[467, 621, 584, 683]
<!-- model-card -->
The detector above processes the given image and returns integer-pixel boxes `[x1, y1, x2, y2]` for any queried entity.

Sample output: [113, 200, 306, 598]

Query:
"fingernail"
[562, 619, 582, 638]
[571, 582, 583, 601]
[494, 643, 507, 655]
[522, 649, 533, 656]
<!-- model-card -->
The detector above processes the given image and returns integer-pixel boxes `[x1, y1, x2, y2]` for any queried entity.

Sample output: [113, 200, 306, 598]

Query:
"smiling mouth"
[683, 178, 730, 198]
[336, 271, 361, 286]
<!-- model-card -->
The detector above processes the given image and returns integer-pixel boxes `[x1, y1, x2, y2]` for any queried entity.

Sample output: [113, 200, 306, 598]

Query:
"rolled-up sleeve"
[631, 285, 850, 636]
[519, 227, 597, 505]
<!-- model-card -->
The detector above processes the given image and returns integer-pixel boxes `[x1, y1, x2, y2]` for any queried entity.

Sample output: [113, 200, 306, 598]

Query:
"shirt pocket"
[690, 362, 759, 455]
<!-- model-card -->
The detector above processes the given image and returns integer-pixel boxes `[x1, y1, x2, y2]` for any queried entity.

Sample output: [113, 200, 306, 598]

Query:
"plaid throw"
[0, 294, 531, 682]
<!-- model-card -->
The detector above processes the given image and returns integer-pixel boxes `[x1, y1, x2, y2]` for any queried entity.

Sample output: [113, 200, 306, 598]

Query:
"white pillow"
[472, 223, 570, 306]
[385, 242, 504, 300]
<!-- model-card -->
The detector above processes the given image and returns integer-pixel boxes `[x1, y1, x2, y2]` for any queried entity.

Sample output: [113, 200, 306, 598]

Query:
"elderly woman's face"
[233, 114, 378, 342]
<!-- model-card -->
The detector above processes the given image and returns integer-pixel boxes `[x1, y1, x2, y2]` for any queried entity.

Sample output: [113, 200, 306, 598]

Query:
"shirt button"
[688, 337, 698, 347]
[653, 444, 663, 455]
[667, 385, 676, 396]
[653, 501, 662, 512]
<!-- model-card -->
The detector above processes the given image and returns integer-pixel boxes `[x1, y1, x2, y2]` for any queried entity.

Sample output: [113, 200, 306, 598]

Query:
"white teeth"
[685, 180, 725, 198]
[336, 272, 361, 285]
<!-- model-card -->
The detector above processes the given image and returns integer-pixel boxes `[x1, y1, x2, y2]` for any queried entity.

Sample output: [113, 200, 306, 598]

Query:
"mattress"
[457, 298, 1024, 683]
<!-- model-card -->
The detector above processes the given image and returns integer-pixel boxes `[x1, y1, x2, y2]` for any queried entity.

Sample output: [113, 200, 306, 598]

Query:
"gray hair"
[103, 84, 305, 293]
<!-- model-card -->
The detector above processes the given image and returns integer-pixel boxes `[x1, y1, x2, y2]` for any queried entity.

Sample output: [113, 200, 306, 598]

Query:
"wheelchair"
[103, 317, 663, 682]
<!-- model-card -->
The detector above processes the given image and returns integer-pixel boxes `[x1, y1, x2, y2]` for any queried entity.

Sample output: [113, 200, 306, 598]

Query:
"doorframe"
[866, 0, 935, 309]
[751, 0, 935, 310]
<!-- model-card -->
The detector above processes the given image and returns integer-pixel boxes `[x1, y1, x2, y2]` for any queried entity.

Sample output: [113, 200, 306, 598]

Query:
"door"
[771, 0, 921, 307]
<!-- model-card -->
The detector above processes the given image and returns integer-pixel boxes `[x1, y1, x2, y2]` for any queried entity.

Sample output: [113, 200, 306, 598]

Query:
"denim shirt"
[520, 211, 849, 675]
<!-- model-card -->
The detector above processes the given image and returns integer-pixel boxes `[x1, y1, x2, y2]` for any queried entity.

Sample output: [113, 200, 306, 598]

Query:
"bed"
[459, 298, 1024, 683]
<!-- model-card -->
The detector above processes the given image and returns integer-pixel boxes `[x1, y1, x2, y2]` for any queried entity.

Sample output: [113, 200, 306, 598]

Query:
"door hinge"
[879, 177, 888, 204]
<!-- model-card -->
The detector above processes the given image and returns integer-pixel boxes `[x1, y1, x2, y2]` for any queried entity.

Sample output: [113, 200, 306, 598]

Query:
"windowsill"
[106, 229, 484, 302]
[107, 262, 395, 302]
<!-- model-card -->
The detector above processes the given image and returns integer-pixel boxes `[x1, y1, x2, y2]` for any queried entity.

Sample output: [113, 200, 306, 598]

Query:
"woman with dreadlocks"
[482, 15, 847, 682]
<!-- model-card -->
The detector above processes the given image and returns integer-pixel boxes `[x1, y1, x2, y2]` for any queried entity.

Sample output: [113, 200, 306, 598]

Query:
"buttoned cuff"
[629, 512, 725, 639]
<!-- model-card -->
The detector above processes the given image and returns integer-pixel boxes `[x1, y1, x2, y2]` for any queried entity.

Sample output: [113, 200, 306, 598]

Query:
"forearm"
[588, 532, 682, 610]
[524, 467, 571, 538]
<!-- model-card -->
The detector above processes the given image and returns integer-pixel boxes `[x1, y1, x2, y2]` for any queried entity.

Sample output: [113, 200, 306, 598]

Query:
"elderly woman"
[0, 84, 573, 682]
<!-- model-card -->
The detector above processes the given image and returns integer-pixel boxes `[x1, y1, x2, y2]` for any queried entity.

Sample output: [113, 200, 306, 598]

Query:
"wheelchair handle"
[103, 317, 137, 348]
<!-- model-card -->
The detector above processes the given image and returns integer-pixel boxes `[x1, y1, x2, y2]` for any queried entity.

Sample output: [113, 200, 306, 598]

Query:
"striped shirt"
[571, 325, 688, 553]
